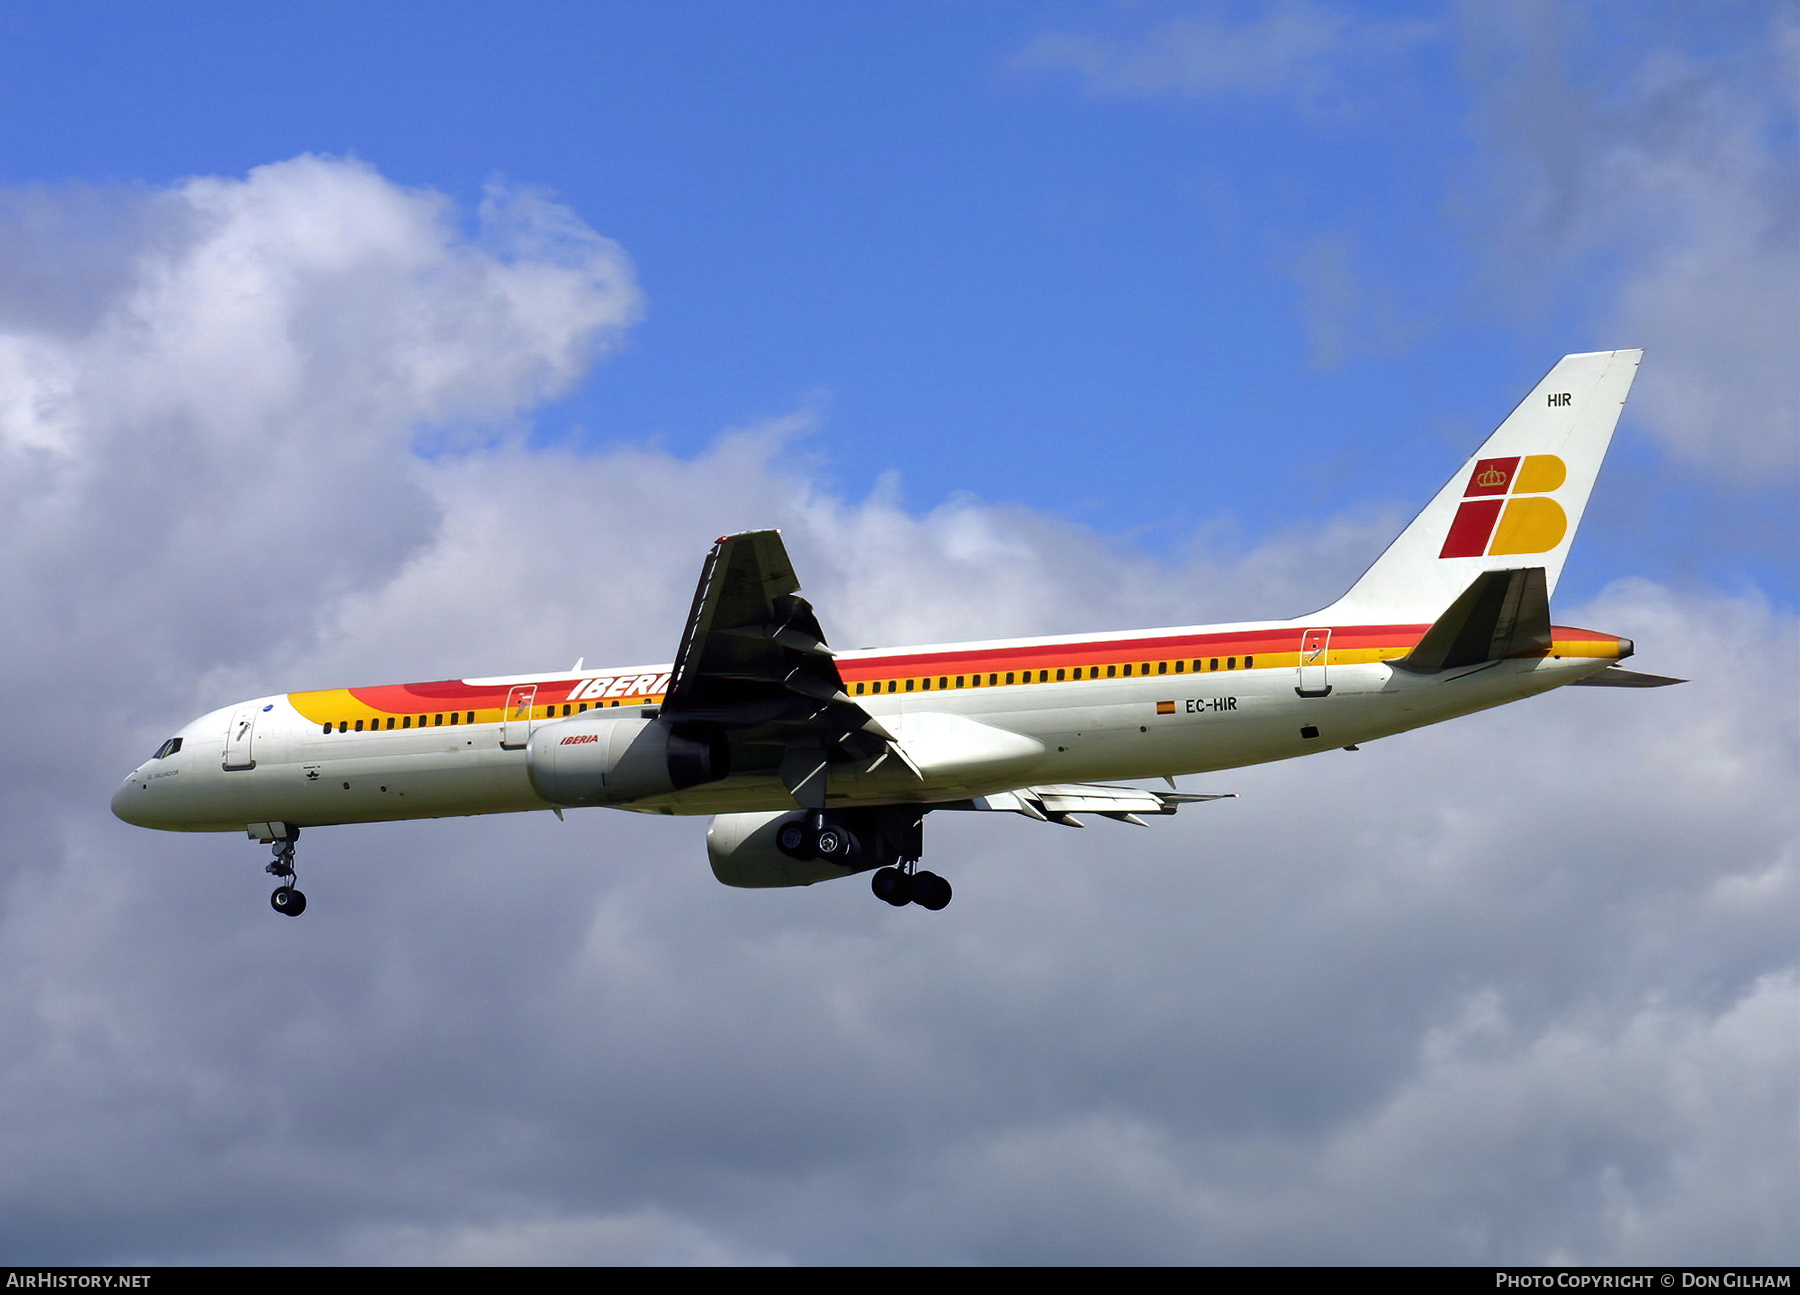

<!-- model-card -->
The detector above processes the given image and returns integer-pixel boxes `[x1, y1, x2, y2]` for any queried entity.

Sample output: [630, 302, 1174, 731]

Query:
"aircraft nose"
[111, 774, 153, 827]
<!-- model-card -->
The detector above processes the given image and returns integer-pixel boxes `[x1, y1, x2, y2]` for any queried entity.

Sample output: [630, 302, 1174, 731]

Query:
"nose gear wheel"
[264, 829, 307, 917]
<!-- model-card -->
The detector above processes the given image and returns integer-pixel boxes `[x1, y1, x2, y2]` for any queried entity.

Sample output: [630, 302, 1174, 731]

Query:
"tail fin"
[1323, 350, 1641, 624]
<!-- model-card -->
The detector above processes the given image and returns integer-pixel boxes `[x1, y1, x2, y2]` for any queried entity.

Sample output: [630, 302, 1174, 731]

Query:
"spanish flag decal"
[1439, 454, 1568, 558]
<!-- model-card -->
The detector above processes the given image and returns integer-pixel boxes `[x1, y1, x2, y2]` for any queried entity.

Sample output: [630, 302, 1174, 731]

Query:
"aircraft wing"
[942, 783, 1235, 828]
[661, 530, 903, 806]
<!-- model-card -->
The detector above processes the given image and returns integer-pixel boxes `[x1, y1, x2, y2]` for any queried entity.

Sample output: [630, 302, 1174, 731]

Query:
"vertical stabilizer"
[1323, 350, 1641, 624]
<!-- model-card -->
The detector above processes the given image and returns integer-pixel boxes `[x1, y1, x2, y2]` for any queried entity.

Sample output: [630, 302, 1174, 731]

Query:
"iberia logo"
[1439, 454, 1567, 559]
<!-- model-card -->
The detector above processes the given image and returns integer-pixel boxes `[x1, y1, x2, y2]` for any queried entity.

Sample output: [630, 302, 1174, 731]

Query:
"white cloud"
[1014, 4, 1434, 104]
[1018, 5, 1797, 484]
[1282, 231, 1421, 370]
[0, 156, 1790, 1265]
[1455, 4, 1798, 480]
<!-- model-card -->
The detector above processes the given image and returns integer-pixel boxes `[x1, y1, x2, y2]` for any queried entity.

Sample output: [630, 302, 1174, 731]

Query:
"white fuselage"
[111, 618, 1618, 836]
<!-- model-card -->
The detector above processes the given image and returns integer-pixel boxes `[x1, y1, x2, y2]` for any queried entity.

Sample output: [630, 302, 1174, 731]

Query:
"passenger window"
[434, 714, 443, 726]
[988, 674, 997, 686]
[563, 704, 571, 716]
[1122, 664, 1132, 676]
[322, 724, 331, 735]
[1245, 655, 1254, 669]
[1228, 657, 1237, 669]
[1107, 665, 1117, 678]
[957, 676, 965, 688]
[402, 716, 411, 728]
[855, 682, 865, 695]
[1210, 659, 1219, 672]
[888, 681, 896, 692]
[355, 720, 364, 732]
[1005, 672, 1015, 685]
[1056, 669, 1066, 681]
[1159, 661, 1168, 674]
[1141, 663, 1150, 674]
[906, 680, 915, 692]
[1039, 670, 1049, 682]
[578, 703, 587, 712]
[387, 718, 395, 730]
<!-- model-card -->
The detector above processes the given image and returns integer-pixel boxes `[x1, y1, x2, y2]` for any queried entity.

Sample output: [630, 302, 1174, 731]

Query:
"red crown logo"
[1477, 466, 1508, 488]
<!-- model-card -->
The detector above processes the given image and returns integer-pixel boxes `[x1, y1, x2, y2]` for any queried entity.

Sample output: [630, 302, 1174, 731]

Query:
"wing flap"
[941, 783, 1235, 827]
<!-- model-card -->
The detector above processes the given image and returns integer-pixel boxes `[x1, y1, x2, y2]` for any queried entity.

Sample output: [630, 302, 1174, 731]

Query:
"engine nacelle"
[707, 806, 924, 888]
[706, 811, 855, 888]
[526, 715, 728, 806]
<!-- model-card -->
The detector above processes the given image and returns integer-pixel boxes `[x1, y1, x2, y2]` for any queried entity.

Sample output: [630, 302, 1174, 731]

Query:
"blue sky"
[3, 1, 1788, 607]
[0, 1, 1793, 1267]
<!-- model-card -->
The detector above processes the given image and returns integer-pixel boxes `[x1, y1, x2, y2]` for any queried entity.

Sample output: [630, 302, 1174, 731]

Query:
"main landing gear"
[265, 827, 306, 917]
[775, 808, 952, 911]
[870, 865, 952, 911]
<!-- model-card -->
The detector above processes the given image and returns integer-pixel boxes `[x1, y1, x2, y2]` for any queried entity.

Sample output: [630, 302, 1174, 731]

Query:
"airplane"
[113, 350, 1680, 916]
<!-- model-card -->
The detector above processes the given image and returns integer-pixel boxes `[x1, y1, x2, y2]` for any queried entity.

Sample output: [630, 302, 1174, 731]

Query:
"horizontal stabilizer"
[1395, 567, 1550, 674]
[1568, 667, 1686, 688]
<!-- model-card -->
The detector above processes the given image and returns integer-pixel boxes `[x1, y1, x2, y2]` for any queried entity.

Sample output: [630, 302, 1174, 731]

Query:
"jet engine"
[706, 811, 854, 888]
[525, 715, 728, 806]
[707, 806, 926, 888]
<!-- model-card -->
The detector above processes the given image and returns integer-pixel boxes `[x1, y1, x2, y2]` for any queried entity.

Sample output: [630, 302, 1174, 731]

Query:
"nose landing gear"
[270, 884, 306, 916]
[264, 828, 307, 917]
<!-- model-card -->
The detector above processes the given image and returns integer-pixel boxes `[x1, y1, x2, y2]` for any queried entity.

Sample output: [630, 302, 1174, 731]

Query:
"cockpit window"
[152, 737, 183, 760]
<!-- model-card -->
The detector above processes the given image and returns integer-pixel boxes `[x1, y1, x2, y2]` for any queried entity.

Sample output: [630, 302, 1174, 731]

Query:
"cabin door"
[500, 685, 538, 749]
[223, 705, 259, 770]
[1296, 629, 1333, 698]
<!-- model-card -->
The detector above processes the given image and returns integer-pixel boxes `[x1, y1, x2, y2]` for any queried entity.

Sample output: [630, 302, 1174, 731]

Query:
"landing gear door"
[223, 705, 258, 771]
[500, 685, 537, 749]
[1296, 629, 1332, 698]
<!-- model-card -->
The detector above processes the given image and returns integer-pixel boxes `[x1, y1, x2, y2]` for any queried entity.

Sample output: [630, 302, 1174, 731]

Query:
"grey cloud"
[0, 157, 1791, 1265]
